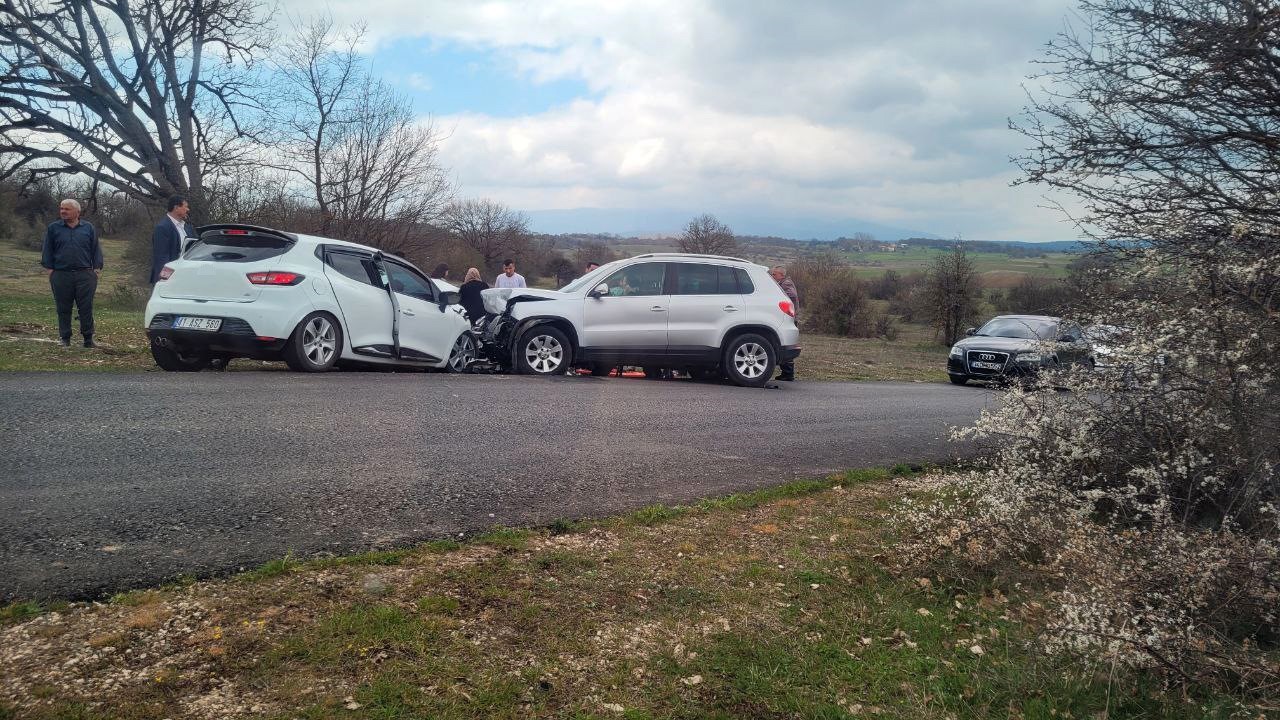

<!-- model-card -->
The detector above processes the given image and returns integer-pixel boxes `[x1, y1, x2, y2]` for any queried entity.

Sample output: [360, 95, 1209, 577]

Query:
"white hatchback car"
[477, 253, 801, 387]
[145, 224, 475, 372]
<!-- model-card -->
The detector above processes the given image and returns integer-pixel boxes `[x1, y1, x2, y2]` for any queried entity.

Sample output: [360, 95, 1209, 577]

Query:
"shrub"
[787, 254, 881, 338]
[998, 274, 1077, 315]
[894, 241, 1280, 691]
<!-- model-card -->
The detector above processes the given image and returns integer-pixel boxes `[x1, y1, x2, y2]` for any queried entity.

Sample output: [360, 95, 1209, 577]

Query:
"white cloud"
[280, 0, 1081, 240]
[405, 72, 432, 91]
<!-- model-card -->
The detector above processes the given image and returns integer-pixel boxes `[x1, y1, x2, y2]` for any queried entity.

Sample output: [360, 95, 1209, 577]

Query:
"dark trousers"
[778, 358, 795, 379]
[50, 269, 97, 340]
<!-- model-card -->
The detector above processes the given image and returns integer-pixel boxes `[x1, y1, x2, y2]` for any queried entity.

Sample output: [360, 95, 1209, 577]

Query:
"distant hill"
[522, 207, 940, 242]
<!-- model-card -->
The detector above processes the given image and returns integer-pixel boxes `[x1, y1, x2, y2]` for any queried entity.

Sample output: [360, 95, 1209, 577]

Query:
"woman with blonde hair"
[458, 266, 489, 326]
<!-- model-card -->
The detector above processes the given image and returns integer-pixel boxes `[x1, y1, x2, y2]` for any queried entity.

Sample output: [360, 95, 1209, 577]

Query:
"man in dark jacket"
[41, 199, 103, 347]
[150, 195, 194, 284]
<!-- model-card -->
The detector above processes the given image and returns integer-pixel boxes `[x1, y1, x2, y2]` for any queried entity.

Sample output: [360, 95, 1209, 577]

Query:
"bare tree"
[0, 0, 271, 218]
[272, 16, 451, 253]
[923, 244, 979, 346]
[678, 213, 736, 255]
[444, 198, 531, 271]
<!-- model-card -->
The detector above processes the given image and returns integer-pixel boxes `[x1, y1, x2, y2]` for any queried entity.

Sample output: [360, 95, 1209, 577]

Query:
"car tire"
[284, 312, 342, 373]
[447, 332, 477, 373]
[516, 326, 572, 376]
[722, 333, 776, 388]
[590, 364, 613, 377]
[642, 366, 666, 380]
[150, 338, 211, 372]
[949, 375, 968, 386]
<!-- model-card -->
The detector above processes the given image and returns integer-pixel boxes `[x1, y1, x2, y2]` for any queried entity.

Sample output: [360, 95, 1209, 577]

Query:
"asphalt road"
[0, 372, 997, 600]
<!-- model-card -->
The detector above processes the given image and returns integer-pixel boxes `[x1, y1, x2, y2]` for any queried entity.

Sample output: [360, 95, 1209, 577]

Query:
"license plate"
[172, 316, 222, 331]
[971, 360, 1002, 370]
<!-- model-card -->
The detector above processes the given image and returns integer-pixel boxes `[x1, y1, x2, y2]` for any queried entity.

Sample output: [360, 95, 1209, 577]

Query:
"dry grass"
[798, 324, 949, 383]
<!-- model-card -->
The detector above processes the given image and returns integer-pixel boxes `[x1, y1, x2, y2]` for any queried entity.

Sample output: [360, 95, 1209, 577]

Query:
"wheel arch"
[511, 316, 580, 366]
[720, 324, 781, 353]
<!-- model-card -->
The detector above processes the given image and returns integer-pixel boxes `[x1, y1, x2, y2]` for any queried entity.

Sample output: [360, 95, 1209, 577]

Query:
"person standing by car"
[150, 195, 194, 284]
[431, 263, 449, 280]
[458, 267, 489, 326]
[41, 199, 103, 348]
[494, 259, 526, 288]
[770, 265, 799, 381]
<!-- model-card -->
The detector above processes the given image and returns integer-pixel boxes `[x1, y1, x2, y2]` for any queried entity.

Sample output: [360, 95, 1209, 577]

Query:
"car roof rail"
[632, 252, 750, 263]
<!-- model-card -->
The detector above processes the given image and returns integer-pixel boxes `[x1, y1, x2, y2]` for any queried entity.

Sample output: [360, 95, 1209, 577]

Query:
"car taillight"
[223, 229, 249, 235]
[158, 266, 174, 281]
[779, 300, 795, 317]
[246, 271, 304, 285]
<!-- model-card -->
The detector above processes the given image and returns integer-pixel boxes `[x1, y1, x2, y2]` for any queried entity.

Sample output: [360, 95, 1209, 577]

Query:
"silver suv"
[476, 253, 801, 387]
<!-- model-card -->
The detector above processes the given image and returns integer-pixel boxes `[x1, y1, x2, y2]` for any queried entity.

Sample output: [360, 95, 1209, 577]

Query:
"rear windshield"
[185, 236, 292, 263]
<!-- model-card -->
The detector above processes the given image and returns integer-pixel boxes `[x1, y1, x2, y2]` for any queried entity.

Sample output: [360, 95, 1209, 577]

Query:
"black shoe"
[776, 375, 794, 381]
[58, 337, 71, 348]
[83, 337, 96, 348]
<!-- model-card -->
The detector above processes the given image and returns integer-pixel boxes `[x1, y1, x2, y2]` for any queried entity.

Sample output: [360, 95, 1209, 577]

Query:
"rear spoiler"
[195, 224, 298, 243]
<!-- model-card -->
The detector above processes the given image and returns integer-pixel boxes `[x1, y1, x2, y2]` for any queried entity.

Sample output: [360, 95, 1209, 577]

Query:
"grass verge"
[0, 467, 1264, 719]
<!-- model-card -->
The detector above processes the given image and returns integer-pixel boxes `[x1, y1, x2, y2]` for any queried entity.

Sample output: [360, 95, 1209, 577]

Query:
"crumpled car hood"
[480, 287, 566, 315]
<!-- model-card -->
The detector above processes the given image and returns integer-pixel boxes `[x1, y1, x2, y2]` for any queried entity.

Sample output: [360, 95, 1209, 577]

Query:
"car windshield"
[974, 317, 1056, 340]
[559, 261, 623, 293]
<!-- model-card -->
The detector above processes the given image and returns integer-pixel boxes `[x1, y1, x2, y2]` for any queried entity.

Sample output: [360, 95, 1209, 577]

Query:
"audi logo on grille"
[979, 353, 996, 361]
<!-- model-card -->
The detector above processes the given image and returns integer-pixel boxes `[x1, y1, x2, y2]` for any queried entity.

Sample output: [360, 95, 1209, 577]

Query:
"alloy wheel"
[733, 341, 768, 379]
[449, 333, 477, 372]
[524, 334, 564, 373]
[302, 316, 336, 366]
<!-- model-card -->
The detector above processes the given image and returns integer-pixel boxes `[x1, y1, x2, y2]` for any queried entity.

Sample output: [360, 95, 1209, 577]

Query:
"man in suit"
[150, 195, 194, 284]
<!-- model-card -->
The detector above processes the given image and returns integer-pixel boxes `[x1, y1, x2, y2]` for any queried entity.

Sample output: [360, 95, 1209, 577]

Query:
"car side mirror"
[589, 282, 609, 298]
[965, 327, 976, 336]
[438, 290, 460, 310]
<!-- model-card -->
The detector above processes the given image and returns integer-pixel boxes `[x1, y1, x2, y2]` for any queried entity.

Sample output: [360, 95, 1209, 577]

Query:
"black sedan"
[946, 314, 1091, 385]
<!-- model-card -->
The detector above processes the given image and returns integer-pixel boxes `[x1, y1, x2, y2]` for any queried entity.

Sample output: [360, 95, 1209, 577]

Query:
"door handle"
[650, 306, 666, 312]
[402, 309, 416, 316]
[723, 305, 739, 312]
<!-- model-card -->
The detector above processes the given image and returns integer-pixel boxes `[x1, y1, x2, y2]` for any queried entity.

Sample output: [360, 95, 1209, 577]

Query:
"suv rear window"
[185, 236, 292, 263]
[734, 268, 754, 294]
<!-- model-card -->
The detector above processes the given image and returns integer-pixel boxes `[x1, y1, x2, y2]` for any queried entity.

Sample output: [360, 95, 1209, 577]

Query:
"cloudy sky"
[285, 0, 1081, 241]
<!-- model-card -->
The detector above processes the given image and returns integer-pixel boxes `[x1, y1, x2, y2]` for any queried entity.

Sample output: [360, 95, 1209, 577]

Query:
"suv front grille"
[149, 314, 256, 335]
[966, 350, 1009, 375]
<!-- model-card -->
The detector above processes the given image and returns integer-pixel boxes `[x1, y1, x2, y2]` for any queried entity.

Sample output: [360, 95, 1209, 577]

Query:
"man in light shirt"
[494, 259, 527, 288]
[150, 195, 194, 284]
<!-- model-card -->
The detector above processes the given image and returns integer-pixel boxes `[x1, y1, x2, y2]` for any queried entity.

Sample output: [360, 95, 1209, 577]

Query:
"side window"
[385, 262, 436, 301]
[602, 262, 666, 297]
[326, 251, 377, 286]
[717, 265, 739, 294]
[734, 268, 755, 294]
[676, 263, 720, 295]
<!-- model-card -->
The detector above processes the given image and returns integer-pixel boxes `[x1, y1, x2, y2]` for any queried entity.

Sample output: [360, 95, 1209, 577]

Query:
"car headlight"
[949, 345, 962, 358]
[1015, 352, 1041, 363]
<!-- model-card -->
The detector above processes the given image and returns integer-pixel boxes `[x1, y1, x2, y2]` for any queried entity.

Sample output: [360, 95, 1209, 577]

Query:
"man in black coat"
[150, 195, 195, 284]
